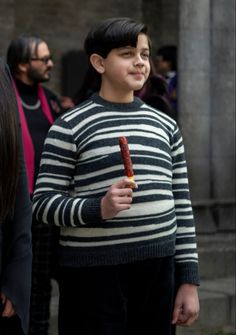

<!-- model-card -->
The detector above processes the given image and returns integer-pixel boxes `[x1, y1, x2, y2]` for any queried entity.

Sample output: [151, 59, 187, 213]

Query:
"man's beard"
[27, 66, 51, 83]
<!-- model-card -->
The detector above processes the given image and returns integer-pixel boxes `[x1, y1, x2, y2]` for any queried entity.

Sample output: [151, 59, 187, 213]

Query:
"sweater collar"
[91, 92, 143, 110]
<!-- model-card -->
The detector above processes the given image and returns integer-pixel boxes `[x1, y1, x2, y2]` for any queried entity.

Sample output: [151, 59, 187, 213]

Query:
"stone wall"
[0, 0, 145, 93]
[0, 0, 179, 94]
[142, 0, 179, 53]
[210, 0, 235, 231]
[0, 0, 15, 55]
[178, 0, 235, 233]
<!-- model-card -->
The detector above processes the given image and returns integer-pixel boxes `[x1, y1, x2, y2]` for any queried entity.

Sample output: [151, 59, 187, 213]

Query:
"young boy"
[33, 17, 200, 335]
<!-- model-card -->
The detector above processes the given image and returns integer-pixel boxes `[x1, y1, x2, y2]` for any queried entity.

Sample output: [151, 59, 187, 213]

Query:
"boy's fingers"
[172, 306, 182, 324]
[114, 178, 137, 189]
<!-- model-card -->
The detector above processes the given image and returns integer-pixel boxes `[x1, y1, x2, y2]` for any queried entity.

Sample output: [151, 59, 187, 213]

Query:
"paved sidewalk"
[177, 277, 235, 335]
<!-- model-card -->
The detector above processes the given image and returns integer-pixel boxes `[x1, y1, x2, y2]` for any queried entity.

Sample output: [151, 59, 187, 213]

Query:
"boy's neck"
[99, 88, 134, 104]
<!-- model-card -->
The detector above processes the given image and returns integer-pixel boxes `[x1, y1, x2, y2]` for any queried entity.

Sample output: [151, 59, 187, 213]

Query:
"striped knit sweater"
[33, 93, 199, 285]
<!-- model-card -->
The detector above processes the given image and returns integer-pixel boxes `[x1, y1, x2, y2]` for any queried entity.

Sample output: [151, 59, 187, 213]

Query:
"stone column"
[178, 0, 214, 232]
[211, 0, 235, 230]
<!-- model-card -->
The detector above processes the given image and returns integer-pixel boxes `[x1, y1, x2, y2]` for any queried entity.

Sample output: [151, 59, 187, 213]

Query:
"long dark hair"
[0, 58, 20, 222]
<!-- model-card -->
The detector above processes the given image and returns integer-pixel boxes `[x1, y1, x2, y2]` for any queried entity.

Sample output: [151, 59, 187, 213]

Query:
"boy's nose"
[134, 55, 144, 66]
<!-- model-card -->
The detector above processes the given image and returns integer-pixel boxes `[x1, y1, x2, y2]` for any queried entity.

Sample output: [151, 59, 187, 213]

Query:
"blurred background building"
[0, 0, 235, 334]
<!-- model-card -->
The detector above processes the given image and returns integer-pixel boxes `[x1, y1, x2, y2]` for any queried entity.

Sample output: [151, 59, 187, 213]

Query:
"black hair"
[156, 45, 177, 71]
[75, 17, 151, 104]
[84, 17, 150, 58]
[6, 33, 43, 76]
[0, 58, 20, 221]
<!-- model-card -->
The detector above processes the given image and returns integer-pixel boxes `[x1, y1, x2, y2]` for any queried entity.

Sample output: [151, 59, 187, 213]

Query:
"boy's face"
[99, 33, 150, 102]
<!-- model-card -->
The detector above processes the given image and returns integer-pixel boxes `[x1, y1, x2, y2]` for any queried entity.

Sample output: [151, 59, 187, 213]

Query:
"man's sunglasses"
[30, 55, 53, 64]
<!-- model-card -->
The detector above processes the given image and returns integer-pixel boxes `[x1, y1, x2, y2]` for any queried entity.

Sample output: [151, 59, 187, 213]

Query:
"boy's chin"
[133, 83, 145, 91]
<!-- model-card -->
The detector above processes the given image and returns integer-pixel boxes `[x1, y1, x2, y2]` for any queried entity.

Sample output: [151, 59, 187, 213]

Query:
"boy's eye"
[122, 51, 133, 56]
[141, 53, 150, 59]
[119, 50, 150, 59]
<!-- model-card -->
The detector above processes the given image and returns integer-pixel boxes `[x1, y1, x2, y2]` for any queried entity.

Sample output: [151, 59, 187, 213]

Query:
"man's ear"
[18, 63, 29, 74]
[90, 54, 105, 74]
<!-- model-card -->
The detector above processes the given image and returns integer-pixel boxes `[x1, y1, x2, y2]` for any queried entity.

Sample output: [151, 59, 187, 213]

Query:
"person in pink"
[7, 33, 62, 335]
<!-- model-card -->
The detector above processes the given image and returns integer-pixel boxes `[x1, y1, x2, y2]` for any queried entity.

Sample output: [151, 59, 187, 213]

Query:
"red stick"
[119, 136, 134, 181]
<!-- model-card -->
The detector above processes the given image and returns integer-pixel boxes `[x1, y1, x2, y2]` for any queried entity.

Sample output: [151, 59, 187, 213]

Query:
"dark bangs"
[84, 17, 150, 58]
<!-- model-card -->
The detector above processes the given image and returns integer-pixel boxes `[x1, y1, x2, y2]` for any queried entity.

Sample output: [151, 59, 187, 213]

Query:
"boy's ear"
[90, 54, 105, 74]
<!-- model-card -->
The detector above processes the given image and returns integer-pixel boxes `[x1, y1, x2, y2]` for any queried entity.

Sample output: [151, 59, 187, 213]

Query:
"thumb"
[172, 304, 181, 324]
[114, 177, 137, 189]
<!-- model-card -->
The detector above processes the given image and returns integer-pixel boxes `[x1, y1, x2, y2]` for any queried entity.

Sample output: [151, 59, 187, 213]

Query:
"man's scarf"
[13, 80, 54, 194]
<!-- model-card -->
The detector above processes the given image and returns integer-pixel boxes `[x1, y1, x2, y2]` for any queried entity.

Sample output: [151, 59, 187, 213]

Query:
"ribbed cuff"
[81, 197, 103, 224]
[175, 261, 200, 287]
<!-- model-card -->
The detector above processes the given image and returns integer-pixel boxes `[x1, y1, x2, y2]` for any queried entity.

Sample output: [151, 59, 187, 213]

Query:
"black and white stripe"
[33, 93, 199, 285]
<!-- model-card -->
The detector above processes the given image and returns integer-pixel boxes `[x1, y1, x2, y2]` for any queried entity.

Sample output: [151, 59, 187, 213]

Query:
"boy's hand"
[172, 283, 200, 326]
[101, 178, 137, 220]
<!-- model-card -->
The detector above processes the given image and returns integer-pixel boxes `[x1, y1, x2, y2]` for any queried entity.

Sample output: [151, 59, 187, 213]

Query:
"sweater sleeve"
[171, 124, 199, 286]
[33, 117, 102, 227]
